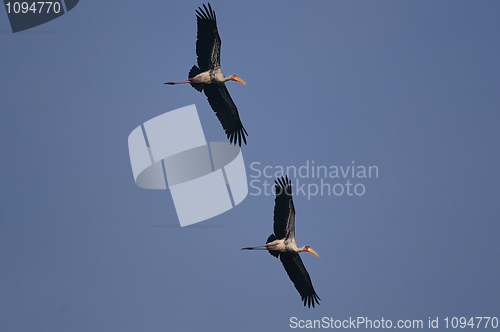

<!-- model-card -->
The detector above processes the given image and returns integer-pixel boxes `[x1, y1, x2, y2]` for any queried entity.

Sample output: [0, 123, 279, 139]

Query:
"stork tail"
[188, 65, 204, 92]
[266, 234, 280, 258]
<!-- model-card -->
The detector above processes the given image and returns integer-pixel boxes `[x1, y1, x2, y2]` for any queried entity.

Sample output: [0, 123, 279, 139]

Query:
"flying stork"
[165, 3, 248, 146]
[242, 176, 321, 308]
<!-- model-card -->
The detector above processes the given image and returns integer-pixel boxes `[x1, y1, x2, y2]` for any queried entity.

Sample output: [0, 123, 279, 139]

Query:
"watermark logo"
[128, 104, 248, 227]
[249, 160, 379, 200]
[3, 0, 79, 33]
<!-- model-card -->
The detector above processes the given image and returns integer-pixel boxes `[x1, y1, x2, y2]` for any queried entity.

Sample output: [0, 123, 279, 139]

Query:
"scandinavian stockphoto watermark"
[289, 316, 499, 329]
[249, 160, 379, 200]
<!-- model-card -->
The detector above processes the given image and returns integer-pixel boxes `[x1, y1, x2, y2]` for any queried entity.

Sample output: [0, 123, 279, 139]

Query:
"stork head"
[229, 74, 246, 85]
[303, 245, 319, 258]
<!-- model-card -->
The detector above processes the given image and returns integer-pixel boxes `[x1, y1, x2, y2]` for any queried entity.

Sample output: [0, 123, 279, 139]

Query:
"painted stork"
[165, 3, 248, 146]
[242, 176, 321, 308]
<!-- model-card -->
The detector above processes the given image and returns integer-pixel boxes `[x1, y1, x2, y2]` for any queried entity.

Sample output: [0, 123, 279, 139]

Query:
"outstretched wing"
[195, 3, 220, 71]
[280, 252, 321, 308]
[273, 176, 295, 240]
[203, 83, 248, 146]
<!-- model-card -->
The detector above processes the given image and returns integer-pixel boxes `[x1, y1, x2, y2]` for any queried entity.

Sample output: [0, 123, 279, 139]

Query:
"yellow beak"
[307, 247, 319, 258]
[233, 76, 246, 85]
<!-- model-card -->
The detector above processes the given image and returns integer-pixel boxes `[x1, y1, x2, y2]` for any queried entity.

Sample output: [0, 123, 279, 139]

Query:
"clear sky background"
[1, 1, 499, 331]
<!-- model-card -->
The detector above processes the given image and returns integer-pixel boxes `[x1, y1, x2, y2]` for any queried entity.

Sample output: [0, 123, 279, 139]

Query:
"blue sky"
[1, 1, 499, 331]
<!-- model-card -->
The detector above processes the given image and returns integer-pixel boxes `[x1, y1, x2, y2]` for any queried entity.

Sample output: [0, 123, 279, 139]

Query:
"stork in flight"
[165, 3, 248, 146]
[242, 176, 321, 308]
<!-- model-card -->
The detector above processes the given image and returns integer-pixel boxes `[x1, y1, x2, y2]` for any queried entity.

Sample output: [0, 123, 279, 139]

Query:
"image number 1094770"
[3, 0, 79, 33]
[5, 2, 61, 14]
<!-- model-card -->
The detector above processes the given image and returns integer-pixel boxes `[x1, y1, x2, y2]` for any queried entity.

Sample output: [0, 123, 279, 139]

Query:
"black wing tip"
[227, 127, 248, 146]
[302, 293, 321, 308]
[274, 176, 292, 196]
[196, 3, 216, 21]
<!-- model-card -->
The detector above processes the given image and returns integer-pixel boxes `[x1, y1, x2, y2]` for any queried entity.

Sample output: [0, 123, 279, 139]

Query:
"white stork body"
[191, 70, 213, 84]
[185, 68, 243, 85]
[263, 238, 287, 251]
[258, 238, 314, 256]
